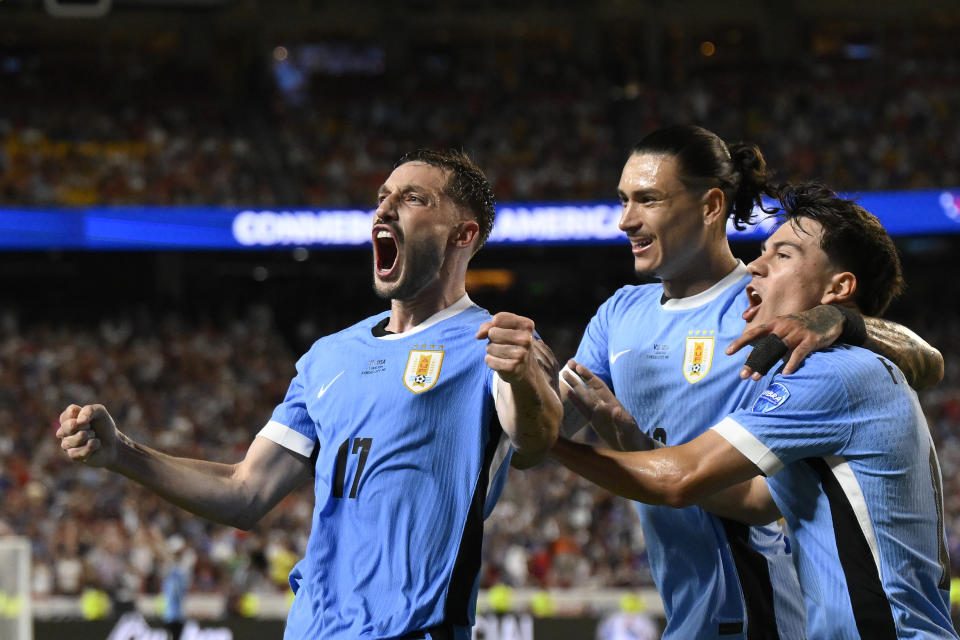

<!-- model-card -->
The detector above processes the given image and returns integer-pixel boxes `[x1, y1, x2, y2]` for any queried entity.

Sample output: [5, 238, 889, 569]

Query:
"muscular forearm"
[550, 438, 680, 506]
[587, 414, 658, 452]
[503, 374, 561, 464]
[110, 434, 279, 530]
[864, 317, 944, 390]
[551, 430, 760, 510]
[480, 315, 562, 467]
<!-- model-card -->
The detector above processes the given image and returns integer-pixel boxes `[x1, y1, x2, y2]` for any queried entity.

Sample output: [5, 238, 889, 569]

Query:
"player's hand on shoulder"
[727, 305, 844, 379]
[476, 312, 539, 385]
[57, 403, 120, 468]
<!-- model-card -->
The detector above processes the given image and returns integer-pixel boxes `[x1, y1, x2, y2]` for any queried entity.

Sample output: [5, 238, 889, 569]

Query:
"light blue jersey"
[714, 346, 957, 639]
[575, 263, 805, 640]
[260, 296, 511, 640]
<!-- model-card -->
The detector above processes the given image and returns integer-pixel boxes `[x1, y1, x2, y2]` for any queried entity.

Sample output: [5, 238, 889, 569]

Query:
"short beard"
[372, 238, 445, 302]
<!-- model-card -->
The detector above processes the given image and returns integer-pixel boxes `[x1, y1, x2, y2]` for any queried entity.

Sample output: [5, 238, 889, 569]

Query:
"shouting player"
[57, 150, 561, 640]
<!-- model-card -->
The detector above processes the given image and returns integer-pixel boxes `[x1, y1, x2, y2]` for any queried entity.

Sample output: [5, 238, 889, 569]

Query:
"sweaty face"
[371, 162, 457, 302]
[616, 153, 712, 282]
[743, 218, 839, 329]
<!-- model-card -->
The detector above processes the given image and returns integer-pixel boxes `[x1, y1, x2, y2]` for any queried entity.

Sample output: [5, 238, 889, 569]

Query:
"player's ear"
[702, 187, 726, 226]
[451, 219, 480, 249]
[821, 271, 857, 305]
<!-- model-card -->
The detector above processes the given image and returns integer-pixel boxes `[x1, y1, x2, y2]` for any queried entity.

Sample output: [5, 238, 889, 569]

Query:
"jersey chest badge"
[403, 348, 445, 393]
[682, 333, 715, 384]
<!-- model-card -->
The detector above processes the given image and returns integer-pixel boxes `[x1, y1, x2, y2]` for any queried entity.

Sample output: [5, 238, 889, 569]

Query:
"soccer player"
[56, 150, 561, 640]
[561, 125, 943, 640]
[556, 182, 957, 639]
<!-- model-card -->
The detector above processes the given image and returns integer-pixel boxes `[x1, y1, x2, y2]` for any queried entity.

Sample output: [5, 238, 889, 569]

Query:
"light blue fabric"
[270, 302, 510, 639]
[720, 347, 957, 639]
[574, 264, 805, 640]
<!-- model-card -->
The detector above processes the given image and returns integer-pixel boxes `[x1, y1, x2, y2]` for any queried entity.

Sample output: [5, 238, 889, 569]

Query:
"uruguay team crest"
[403, 349, 444, 393]
[683, 335, 715, 384]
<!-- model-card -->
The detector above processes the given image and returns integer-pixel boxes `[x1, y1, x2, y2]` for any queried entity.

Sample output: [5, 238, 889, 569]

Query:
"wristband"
[830, 304, 867, 346]
[744, 334, 789, 375]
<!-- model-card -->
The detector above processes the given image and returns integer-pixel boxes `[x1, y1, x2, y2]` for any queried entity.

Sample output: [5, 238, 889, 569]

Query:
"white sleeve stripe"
[257, 420, 316, 458]
[711, 416, 784, 476]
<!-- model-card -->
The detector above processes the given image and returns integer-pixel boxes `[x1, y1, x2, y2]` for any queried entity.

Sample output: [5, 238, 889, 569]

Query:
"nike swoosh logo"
[610, 349, 631, 364]
[317, 370, 345, 398]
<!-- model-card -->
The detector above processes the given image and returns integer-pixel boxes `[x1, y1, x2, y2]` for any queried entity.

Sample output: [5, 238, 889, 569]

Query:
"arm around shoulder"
[863, 316, 943, 390]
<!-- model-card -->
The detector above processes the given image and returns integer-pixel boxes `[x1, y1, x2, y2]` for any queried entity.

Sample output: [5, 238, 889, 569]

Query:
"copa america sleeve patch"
[753, 382, 790, 413]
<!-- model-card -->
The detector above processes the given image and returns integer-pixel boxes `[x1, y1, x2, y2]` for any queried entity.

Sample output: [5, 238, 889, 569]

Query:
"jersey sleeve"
[710, 362, 853, 476]
[573, 293, 616, 387]
[483, 360, 512, 519]
[258, 367, 318, 458]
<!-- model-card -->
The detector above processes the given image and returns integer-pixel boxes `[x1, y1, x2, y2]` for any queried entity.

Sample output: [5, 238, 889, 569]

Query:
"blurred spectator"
[3, 34, 958, 209]
[162, 536, 188, 640]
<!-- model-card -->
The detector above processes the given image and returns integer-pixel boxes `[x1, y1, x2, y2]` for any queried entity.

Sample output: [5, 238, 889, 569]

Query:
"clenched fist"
[57, 404, 119, 467]
[476, 312, 539, 385]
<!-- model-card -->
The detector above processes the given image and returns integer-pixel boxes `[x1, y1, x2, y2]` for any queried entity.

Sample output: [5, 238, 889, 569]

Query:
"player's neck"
[661, 247, 739, 300]
[387, 282, 467, 334]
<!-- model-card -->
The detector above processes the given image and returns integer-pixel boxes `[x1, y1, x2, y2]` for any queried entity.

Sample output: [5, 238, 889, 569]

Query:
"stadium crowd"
[2, 12, 960, 622]
[2, 287, 960, 605]
[2, 38, 959, 209]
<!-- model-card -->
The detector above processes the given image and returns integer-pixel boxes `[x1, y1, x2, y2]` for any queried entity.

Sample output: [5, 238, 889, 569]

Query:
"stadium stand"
[1, 1, 959, 633]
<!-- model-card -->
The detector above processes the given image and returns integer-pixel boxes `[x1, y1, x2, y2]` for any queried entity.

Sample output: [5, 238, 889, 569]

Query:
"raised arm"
[728, 304, 943, 390]
[477, 313, 562, 469]
[57, 404, 312, 530]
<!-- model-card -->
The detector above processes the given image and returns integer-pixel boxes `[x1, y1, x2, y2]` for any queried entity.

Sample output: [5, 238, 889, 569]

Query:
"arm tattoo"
[863, 317, 944, 391]
[787, 305, 844, 335]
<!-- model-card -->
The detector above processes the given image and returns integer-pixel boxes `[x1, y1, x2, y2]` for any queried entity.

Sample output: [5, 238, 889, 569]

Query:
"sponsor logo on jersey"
[403, 349, 444, 393]
[682, 334, 715, 383]
[753, 382, 790, 413]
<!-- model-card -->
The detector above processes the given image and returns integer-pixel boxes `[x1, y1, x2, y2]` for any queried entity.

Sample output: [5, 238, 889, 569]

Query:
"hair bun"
[729, 143, 766, 180]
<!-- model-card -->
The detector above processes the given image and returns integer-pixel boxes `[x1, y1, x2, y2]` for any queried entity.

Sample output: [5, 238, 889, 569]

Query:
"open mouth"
[373, 226, 400, 278]
[630, 235, 654, 253]
[744, 285, 763, 321]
